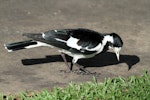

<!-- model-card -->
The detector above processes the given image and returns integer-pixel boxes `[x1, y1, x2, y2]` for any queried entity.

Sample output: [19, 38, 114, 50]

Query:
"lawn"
[1, 70, 150, 100]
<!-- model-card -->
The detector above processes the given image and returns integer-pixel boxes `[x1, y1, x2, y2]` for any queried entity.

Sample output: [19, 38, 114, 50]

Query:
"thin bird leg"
[74, 63, 91, 74]
[60, 53, 72, 71]
[70, 61, 73, 71]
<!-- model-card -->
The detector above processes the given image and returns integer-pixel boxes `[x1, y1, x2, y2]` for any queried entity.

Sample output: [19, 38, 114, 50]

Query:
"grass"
[1, 70, 150, 100]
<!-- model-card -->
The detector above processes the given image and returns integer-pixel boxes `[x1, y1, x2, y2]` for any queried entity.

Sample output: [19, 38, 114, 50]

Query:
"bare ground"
[0, 0, 150, 94]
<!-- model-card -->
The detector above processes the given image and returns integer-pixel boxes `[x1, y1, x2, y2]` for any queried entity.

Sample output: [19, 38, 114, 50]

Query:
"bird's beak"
[115, 51, 120, 61]
[114, 47, 121, 61]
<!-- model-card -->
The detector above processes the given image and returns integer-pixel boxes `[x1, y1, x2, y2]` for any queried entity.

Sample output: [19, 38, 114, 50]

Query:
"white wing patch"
[66, 36, 102, 52]
[54, 30, 57, 32]
[55, 38, 67, 43]
[85, 43, 102, 51]
[66, 37, 82, 50]
[42, 32, 45, 38]
[25, 41, 53, 49]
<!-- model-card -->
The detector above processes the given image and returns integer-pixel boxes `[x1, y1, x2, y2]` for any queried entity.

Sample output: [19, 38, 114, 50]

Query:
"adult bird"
[4, 28, 123, 74]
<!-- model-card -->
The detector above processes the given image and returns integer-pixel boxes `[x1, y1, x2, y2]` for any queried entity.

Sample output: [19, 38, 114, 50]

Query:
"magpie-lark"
[4, 28, 123, 74]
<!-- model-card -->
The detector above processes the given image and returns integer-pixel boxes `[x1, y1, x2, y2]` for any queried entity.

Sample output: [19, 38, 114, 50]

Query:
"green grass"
[1, 70, 150, 100]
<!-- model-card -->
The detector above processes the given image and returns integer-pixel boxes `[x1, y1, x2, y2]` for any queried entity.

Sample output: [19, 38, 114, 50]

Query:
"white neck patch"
[103, 35, 114, 44]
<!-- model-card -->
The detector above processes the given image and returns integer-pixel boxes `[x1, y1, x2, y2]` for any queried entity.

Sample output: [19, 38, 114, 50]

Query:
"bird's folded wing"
[23, 32, 70, 50]
[23, 29, 102, 55]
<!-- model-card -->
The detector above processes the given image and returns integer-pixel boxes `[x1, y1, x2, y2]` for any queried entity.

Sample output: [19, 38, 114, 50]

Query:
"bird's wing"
[23, 30, 70, 50]
[23, 29, 104, 55]
[67, 29, 104, 52]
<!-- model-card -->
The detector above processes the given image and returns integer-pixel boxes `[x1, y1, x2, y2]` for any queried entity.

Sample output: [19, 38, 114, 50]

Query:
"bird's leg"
[60, 53, 72, 72]
[71, 58, 91, 74]
[74, 63, 100, 75]
[60, 56, 99, 75]
[70, 61, 73, 71]
[74, 63, 91, 74]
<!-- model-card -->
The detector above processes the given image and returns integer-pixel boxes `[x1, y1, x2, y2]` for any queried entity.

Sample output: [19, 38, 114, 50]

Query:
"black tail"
[4, 40, 38, 52]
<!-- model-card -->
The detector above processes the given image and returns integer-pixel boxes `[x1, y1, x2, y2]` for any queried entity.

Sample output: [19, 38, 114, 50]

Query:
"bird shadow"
[22, 52, 140, 70]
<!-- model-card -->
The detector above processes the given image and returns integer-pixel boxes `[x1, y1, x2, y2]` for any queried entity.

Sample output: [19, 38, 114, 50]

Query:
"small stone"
[3, 95, 7, 99]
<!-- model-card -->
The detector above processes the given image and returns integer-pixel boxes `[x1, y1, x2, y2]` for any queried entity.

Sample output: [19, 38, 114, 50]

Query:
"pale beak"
[115, 51, 120, 61]
[114, 47, 121, 61]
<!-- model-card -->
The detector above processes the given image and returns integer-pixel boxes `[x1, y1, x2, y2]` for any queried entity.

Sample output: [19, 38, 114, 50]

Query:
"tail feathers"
[4, 40, 38, 52]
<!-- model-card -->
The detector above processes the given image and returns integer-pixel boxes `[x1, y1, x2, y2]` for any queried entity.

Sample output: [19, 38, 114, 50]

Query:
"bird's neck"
[95, 35, 113, 54]
[103, 35, 114, 45]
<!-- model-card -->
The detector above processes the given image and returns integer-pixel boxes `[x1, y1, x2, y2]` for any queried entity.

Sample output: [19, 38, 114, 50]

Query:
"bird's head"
[108, 33, 123, 61]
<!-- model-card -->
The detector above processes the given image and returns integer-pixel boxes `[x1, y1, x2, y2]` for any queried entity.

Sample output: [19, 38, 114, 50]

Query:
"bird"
[4, 28, 123, 74]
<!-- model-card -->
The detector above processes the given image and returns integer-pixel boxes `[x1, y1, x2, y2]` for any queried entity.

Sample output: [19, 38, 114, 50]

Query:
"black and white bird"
[4, 28, 123, 74]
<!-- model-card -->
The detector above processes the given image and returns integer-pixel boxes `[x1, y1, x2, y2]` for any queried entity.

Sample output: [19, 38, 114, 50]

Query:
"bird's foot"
[60, 70, 72, 73]
[73, 69, 101, 76]
[60, 69, 100, 76]
[73, 63, 100, 75]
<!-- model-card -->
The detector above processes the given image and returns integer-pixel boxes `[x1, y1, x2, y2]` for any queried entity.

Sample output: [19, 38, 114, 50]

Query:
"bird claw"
[59, 70, 72, 73]
[72, 69, 101, 76]
[59, 69, 100, 76]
